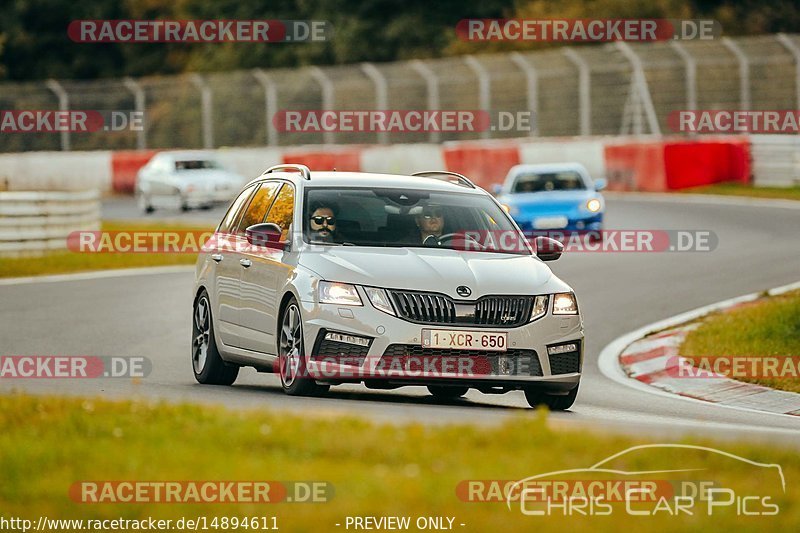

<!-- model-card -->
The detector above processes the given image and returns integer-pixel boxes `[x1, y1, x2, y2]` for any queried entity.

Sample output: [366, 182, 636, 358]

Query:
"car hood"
[298, 246, 572, 298]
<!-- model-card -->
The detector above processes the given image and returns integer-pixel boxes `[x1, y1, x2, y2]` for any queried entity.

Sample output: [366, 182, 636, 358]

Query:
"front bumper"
[516, 213, 603, 232]
[298, 294, 583, 389]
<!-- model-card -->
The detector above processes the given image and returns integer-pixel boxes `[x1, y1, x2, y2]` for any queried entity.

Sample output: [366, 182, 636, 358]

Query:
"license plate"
[533, 216, 568, 229]
[421, 329, 507, 352]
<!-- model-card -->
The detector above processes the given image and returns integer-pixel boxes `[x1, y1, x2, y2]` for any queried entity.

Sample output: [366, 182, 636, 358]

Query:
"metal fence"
[1, 33, 799, 153]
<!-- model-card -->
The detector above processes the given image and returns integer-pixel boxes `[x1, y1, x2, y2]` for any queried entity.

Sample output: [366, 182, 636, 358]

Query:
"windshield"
[512, 170, 587, 193]
[303, 187, 529, 255]
[174, 159, 222, 171]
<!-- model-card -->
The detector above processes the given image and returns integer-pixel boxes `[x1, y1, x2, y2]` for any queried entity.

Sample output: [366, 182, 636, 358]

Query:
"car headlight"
[553, 292, 579, 315]
[319, 281, 362, 306]
[586, 198, 602, 213]
[364, 287, 395, 316]
[529, 295, 549, 322]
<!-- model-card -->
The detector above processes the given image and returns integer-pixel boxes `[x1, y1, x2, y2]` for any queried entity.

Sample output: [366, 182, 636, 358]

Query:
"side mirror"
[246, 223, 283, 248]
[534, 236, 564, 262]
[594, 178, 607, 191]
[491, 184, 503, 195]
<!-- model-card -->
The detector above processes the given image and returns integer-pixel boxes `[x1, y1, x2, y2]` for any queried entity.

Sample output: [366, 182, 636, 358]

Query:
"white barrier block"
[519, 138, 607, 180]
[750, 135, 800, 188]
[360, 144, 446, 174]
[215, 147, 284, 182]
[0, 151, 113, 192]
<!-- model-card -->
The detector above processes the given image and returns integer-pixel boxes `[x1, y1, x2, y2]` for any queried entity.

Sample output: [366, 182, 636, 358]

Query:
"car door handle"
[211, 254, 223, 263]
[239, 258, 252, 268]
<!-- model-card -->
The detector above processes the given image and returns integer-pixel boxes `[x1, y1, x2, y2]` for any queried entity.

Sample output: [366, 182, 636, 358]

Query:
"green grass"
[0, 221, 209, 278]
[0, 393, 797, 531]
[681, 290, 800, 393]
[679, 183, 800, 201]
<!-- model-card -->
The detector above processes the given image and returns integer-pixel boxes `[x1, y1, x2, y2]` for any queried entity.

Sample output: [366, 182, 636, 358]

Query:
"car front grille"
[387, 290, 535, 327]
[381, 344, 543, 377]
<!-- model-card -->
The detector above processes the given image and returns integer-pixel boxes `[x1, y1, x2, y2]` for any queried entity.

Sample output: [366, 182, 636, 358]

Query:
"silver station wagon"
[192, 164, 584, 409]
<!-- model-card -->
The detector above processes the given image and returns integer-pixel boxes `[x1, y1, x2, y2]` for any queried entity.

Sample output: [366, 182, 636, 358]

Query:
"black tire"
[427, 385, 469, 399]
[524, 384, 579, 410]
[137, 191, 155, 214]
[278, 297, 329, 396]
[192, 290, 239, 385]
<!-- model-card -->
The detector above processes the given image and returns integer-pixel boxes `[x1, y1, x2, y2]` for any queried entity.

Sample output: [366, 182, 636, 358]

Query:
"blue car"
[494, 163, 606, 234]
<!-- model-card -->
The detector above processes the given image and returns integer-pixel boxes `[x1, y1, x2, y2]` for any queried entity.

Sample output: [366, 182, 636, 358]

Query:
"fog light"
[547, 343, 578, 356]
[324, 332, 371, 347]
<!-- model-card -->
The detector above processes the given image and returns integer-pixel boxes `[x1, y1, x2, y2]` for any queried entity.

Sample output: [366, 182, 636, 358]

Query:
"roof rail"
[411, 170, 476, 189]
[263, 164, 311, 180]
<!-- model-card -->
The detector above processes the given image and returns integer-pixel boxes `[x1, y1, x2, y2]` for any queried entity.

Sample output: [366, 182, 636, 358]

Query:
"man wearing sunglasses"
[308, 201, 339, 243]
[415, 205, 446, 246]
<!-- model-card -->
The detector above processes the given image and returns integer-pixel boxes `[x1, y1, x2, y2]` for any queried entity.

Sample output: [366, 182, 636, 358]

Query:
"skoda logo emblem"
[456, 286, 472, 297]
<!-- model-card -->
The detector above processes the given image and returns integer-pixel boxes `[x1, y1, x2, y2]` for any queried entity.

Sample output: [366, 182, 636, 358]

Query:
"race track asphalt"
[3, 194, 800, 445]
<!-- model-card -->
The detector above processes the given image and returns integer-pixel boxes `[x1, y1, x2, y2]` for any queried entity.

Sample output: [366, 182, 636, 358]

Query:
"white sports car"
[135, 151, 245, 213]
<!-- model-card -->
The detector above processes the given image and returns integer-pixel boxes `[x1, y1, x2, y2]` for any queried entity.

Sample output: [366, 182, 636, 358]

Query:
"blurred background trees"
[1, 0, 799, 81]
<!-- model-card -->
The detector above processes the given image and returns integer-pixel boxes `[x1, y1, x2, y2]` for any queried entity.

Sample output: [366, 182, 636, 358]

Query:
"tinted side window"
[265, 184, 295, 241]
[235, 182, 281, 235]
[217, 185, 255, 234]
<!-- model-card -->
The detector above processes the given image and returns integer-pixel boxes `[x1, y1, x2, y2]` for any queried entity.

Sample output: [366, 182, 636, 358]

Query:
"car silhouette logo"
[456, 286, 472, 297]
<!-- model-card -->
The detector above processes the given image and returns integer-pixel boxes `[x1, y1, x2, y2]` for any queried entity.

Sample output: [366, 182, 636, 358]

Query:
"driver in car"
[416, 205, 446, 245]
[308, 201, 339, 243]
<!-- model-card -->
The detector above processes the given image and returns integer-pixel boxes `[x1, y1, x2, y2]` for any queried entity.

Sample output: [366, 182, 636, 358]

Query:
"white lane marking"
[604, 192, 800, 210]
[0, 265, 195, 286]
[597, 279, 800, 420]
[551, 406, 800, 438]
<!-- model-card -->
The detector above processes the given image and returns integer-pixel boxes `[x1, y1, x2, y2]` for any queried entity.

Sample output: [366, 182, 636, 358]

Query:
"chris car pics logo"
[505, 444, 784, 517]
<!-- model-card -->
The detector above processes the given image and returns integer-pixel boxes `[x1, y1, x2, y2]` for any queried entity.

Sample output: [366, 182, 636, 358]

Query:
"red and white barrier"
[0, 135, 762, 194]
[604, 136, 750, 192]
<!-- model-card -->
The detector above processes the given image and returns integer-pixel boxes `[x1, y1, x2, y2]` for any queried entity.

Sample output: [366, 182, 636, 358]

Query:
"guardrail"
[0, 190, 100, 256]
